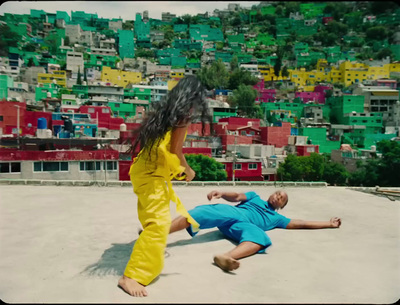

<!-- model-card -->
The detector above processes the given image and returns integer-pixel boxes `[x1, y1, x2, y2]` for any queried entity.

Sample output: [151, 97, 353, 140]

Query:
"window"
[249, 163, 257, 170]
[34, 162, 69, 172]
[106, 161, 117, 171]
[80, 161, 101, 171]
[0, 116, 3, 122]
[234, 163, 242, 170]
[102, 108, 110, 113]
[0, 162, 21, 173]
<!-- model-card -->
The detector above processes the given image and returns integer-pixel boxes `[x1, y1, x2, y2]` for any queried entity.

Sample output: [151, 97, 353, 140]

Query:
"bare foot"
[118, 275, 148, 297]
[213, 254, 240, 272]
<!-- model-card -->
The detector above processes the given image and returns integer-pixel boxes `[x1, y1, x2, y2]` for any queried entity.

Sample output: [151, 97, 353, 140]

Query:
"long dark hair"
[128, 75, 213, 159]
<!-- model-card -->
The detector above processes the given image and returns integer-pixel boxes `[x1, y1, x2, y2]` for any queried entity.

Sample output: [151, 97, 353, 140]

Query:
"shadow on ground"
[81, 230, 226, 277]
[81, 240, 136, 277]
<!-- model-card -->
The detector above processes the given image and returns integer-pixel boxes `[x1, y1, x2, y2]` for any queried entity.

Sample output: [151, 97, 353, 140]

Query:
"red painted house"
[0, 101, 52, 136]
[218, 117, 261, 129]
[296, 144, 320, 156]
[79, 105, 124, 130]
[259, 122, 291, 148]
[219, 159, 263, 181]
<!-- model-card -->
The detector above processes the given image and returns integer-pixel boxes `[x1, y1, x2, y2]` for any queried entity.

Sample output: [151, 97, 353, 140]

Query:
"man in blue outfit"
[169, 189, 342, 272]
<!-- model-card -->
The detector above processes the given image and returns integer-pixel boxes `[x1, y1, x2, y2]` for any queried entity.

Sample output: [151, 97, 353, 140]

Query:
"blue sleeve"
[244, 191, 258, 201]
[275, 214, 291, 229]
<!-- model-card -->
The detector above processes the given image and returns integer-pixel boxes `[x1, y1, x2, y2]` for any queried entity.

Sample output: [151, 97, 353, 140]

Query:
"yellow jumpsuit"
[124, 129, 199, 285]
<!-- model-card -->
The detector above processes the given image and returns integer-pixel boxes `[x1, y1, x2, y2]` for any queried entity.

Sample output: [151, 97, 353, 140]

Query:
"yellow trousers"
[123, 175, 171, 285]
[124, 145, 199, 285]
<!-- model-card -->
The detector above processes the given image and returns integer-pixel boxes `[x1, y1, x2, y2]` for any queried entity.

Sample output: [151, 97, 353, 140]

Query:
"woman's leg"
[119, 179, 171, 296]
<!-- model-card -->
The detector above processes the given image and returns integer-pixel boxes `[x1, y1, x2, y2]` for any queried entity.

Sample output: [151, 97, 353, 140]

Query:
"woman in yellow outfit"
[118, 75, 212, 297]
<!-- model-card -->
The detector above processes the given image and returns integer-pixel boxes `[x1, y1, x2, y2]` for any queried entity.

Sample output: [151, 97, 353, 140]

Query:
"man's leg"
[213, 241, 263, 272]
[214, 222, 271, 272]
[169, 215, 190, 233]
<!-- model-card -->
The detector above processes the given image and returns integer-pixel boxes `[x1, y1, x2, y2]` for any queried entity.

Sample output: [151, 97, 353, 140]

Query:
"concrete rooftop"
[0, 184, 399, 303]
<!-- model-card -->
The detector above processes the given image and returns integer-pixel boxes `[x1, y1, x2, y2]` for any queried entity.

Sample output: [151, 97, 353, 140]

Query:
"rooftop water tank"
[120, 123, 127, 132]
[37, 117, 47, 130]
[45, 129, 52, 138]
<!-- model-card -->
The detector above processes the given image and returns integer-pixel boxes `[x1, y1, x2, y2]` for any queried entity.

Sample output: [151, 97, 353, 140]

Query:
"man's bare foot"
[213, 254, 240, 272]
[118, 275, 148, 297]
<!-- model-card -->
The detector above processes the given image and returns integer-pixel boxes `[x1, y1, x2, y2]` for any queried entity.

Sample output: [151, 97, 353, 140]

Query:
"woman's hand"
[185, 167, 195, 182]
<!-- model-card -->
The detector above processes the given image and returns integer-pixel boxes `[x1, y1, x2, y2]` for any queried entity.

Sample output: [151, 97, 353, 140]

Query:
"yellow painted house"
[167, 79, 179, 91]
[101, 66, 142, 88]
[386, 62, 400, 72]
[286, 60, 394, 87]
[37, 70, 67, 87]
[169, 71, 185, 79]
[258, 65, 275, 82]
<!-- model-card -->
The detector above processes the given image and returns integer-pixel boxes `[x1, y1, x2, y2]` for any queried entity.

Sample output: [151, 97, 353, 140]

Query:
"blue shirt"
[235, 191, 291, 230]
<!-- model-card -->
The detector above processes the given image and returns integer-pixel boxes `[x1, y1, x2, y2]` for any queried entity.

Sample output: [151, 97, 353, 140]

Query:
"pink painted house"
[295, 91, 324, 104]
[253, 80, 276, 104]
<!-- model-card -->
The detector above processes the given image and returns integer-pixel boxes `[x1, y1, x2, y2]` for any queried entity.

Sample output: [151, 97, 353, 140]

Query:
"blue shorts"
[187, 204, 272, 252]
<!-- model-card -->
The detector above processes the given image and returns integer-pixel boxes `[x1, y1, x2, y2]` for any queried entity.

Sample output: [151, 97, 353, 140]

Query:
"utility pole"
[232, 132, 237, 182]
[14, 104, 20, 148]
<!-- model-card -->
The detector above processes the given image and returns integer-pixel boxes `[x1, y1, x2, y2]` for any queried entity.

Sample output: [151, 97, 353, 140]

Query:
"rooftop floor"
[0, 184, 399, 303]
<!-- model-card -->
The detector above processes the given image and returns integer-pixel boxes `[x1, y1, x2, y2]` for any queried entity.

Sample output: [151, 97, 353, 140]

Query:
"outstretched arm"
[170, 125, 195, 182]
[207, 190, 247, 202]
[286, 217, 341, 229]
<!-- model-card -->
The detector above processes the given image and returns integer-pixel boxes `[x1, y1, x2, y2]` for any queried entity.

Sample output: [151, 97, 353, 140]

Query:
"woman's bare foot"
[213, 254, 240, 272]
[118, 275, 148, 297]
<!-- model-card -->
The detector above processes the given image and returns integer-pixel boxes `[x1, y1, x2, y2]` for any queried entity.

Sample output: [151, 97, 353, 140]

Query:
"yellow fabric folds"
[124, 129, 199, 285]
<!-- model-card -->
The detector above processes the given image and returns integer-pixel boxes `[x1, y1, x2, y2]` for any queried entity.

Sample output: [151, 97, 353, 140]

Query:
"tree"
[274, 57, 282, 78]
[196, 59, 229, 90]
[22, 42, 37, 52]
[27, 57, 35, 67]
[135, 48, 155, 59]
[122, 20, 134, 30]
[348, 140, 400, 187]
[348, 159, 380, 187]
[277, 154, 303, 181]
[0, 24, 21, 56]
[76, 66, 82, 85]
[368, 1, 399, 15]
[277, 153, 350, 184]
[185, 154, 227, 181]
[376, 140, 400, 186]
[274, 46, 285, 78]
[83, 68, 88, 83]
[64, 36, 70, 46]
[229, 84, 260, 118]
[375, 48, 393, 60]
[281, 66, 289, 78]
[366, 26, 388, 41]
[275, 5, 284, 17]
[284, 2, 300, 17]
[230, 55, 238, 71]
[227, 68, 259, 91]
[326, 21, 348, 38]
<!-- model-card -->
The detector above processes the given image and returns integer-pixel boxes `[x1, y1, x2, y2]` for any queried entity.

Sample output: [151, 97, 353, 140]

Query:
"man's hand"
[207, 190, 222, 201]
[330, 217, 341, 228]
[206, 191, 247, 202]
